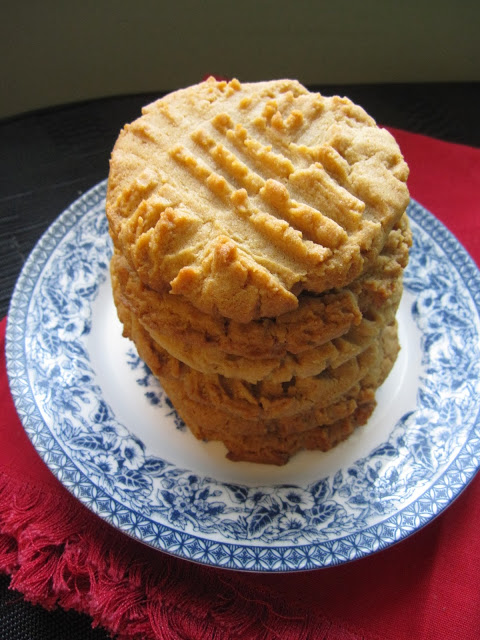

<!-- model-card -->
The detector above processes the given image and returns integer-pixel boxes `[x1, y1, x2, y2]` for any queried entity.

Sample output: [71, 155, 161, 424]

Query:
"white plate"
[6, 182, 480, 571]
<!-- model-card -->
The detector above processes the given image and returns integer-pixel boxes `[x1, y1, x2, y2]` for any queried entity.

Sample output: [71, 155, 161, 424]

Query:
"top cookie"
[106, 78, 409, 323]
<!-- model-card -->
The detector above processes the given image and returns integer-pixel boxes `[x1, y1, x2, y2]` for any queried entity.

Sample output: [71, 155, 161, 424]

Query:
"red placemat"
[1, 129, 480, 640]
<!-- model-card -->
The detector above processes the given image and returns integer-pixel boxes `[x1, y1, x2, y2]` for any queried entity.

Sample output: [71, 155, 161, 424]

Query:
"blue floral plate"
[6, 181, 480, 572]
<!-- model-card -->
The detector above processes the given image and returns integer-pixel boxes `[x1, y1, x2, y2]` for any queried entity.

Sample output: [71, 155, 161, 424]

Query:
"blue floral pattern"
[6, 183, 480, 571]
[125, 348, 186, 431]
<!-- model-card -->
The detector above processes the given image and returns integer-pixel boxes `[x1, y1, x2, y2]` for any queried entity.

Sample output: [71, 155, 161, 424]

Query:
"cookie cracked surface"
[107, 77, 409, 323]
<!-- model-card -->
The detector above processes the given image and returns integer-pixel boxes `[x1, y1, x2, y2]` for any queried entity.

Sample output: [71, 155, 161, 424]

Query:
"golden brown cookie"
[216, 324, 399, 464]
[165, 378, 376, 466]
[116, 293, 397, 418]
[106, 77, 409, 323]
[110, 250, 362, 365]
[159, 371, 381, 442]
[348, 212, 412, 313]
[115, 298, 399, 464]
[121, 275, 400, 384]
[206, 404, 376, 466]
[110, 213, 408, 382]
[116, 294, 382, 421]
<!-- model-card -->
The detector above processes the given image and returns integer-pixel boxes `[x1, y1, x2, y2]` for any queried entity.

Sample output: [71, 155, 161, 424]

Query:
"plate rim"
[6, 181, 480, 572]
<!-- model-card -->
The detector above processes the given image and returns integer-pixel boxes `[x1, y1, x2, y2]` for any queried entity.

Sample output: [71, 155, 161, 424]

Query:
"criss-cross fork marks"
[170, 109, 369, 254]
[106, 79, 410, 321]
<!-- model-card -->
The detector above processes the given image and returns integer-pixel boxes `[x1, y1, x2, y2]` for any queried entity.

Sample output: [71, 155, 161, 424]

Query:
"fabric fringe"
[0, 470, 362, 639]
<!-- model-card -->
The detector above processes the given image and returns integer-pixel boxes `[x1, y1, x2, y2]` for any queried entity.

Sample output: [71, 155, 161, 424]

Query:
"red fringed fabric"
[0, 465, 339, 639]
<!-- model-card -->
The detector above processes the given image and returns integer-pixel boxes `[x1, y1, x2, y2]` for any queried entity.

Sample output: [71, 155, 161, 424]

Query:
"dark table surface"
[0, 82, 479, 638]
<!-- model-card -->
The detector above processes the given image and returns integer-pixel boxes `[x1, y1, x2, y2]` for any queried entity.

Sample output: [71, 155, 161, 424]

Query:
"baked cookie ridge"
[106, 77, 410, 322]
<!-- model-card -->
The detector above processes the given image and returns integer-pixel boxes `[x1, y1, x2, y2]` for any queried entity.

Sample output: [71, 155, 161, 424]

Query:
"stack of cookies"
[106, 78, 411, 465]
